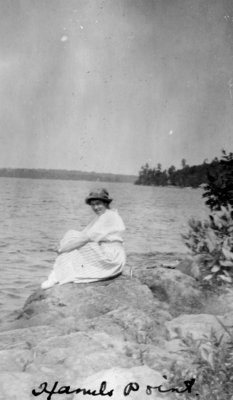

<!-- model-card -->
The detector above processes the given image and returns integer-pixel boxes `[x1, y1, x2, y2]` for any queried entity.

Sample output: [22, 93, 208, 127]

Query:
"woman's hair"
[103, 201, 110, 209]
[89, 199, 110, 209]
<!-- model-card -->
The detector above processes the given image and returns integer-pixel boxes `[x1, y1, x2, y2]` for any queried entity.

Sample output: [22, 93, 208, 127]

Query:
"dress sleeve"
[59, 230, 89, 251]
[85, 211, 125, 242]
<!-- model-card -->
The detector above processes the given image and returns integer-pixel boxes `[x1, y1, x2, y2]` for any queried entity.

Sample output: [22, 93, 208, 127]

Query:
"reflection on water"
[0, 178, 208, 322]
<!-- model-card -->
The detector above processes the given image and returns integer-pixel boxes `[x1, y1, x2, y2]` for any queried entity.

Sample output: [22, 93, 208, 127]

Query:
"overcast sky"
[0, 0, 233, 174]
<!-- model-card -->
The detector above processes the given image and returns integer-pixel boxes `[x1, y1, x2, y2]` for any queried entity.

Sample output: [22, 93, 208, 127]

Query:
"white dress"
[48, 209, 126, 285]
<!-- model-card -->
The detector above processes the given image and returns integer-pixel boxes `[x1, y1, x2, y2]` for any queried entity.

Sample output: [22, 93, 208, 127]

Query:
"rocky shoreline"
[1, 254, 233, 400]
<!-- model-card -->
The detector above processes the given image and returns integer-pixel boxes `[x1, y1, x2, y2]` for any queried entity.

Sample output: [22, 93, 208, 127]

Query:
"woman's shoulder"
[105, 209, 121, 218]
[105, 209, 125, 228]
[106, 208, 117, 215]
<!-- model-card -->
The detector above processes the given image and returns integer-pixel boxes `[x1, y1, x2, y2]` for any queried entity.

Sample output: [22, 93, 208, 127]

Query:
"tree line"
[135, 151, 233, 196]
[0, 168, 136, 183]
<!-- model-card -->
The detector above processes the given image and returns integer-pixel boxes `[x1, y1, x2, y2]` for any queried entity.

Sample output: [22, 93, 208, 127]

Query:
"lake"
[0, 178, 208, 324]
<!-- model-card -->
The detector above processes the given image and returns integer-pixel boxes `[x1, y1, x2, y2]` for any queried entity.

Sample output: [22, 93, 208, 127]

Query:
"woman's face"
[90, 200, 107, 216]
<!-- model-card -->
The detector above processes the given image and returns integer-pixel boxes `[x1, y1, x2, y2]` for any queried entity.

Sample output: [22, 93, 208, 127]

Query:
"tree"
[203, 150, 233, 210]
[181, 158, 187, 169]
[167, 165, 176, 185]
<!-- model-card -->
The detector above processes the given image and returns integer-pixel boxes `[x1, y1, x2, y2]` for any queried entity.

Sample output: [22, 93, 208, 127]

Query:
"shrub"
[182, 205, 233, 286]
[167, 327, 233, 400]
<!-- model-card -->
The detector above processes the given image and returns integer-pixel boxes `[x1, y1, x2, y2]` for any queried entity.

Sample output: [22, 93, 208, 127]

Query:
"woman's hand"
[56, 245, 75, 255]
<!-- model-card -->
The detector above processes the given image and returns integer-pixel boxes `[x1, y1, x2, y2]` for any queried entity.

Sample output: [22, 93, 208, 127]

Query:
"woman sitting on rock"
[41, 188, 126, 289]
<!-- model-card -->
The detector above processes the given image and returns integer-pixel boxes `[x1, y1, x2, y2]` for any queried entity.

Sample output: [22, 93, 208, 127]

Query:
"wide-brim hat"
[85, 188, 113, 205]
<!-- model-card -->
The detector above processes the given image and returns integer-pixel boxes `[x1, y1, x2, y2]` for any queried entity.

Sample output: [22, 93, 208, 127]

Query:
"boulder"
[135, 267, 203, 314]
[165, 313, 231, 341]
[75, 366, 172, 400]
[0, 275, 181, 400]
[214, 289, 233, 314]
[0, 372, 34, 400]
[2, 266, 222, 400]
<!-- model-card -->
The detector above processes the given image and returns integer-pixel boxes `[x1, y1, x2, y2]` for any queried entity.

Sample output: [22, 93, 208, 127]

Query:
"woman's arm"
[85, 210, 125, 242]
[58, 231, 90, 254]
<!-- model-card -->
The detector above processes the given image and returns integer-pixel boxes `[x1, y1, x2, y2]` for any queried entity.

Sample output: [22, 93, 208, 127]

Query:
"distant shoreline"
[0, 168, 136, 183]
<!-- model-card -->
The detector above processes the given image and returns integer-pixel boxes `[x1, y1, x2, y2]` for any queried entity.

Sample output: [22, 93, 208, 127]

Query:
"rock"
[0, 275, 181, 400]
[0, 349, 33, 372]
[0, 325, 62, 350]
[30, 330, 140, 382]
[0, 372, 34, 400]
[138, 342, 190, 371]
[76, 366, 172, 400]
[219, 310, 233, 335]
[135, 267, 203, 314]
[165, 313, 230, 341]
[214, 289, 233, 314]
[1, 264, 227, 400]
[175, 257, 201, 279]
[8, 278, 170, 337]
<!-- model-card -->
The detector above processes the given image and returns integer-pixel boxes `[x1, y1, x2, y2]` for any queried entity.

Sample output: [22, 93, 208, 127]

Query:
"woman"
[41, 188, 126, 289]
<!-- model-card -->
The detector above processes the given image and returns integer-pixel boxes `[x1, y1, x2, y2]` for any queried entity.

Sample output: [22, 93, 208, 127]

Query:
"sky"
[0, 0, 233, 175]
